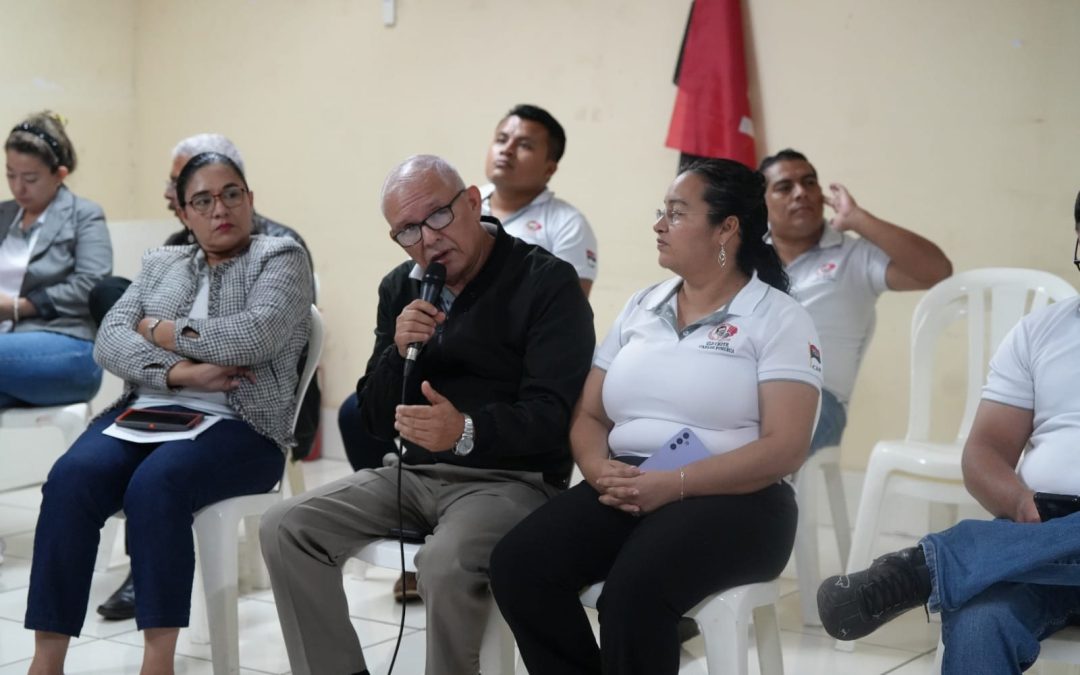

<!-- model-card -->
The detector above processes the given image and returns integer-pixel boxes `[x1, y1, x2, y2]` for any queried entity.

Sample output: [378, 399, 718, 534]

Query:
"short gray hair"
[171, 133, 245, 174]
[380, 155, 464, 216]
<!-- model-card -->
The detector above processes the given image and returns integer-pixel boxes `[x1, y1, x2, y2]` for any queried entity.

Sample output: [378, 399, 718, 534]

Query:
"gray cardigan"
[0, 185, 113, 341]
[95, 235, 313, 451]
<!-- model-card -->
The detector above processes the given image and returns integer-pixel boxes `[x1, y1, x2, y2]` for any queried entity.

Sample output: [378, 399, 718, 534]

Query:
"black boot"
[97, 571, 136, 620]
[817, 546, 932, 641]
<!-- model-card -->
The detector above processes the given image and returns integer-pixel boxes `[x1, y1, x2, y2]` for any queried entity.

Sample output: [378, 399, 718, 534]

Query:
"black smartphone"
[116, 408, 204, 432]
[1033, 492, 1080, 522]
[387, 528, 429, 544]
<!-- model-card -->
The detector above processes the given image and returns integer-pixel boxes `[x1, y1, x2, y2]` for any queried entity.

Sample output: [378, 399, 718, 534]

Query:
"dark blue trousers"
[25, 405, 284, 635]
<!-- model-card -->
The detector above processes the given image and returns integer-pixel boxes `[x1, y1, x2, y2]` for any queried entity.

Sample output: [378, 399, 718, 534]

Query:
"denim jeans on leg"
[0, 331, 102, 408]
[25, 405, 285, 635]
[809, 387, 847, 453]
[921, 512, 1080, 673]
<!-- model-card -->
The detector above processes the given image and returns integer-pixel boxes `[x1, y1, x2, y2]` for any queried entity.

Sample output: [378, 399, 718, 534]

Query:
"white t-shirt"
[982, 296, 1080, 494]
[480, 184, 598, 281]
[0, 208, 44, 333]
[777, 226, 890, 405]
[594, 274, 822, 458]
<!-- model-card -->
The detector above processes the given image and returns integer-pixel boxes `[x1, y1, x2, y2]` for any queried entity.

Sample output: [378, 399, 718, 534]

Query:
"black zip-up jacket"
[358, 221, 595, 487]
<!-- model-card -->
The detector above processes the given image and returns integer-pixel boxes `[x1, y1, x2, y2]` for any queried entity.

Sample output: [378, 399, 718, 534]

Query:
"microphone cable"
[386, 361, 410, 675]
[387, 261, 444, 675]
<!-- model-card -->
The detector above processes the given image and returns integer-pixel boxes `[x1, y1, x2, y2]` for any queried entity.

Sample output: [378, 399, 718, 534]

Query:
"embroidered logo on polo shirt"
[586, 249, 597, 266]
[526, 220, 543, 231]
[700, 322, 739, 354]
[817, 261, 838, 279]
[809, 343, 822, 372]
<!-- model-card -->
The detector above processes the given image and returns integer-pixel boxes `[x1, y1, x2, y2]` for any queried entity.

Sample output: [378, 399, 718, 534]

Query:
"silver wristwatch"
[453, 414, 475, 456]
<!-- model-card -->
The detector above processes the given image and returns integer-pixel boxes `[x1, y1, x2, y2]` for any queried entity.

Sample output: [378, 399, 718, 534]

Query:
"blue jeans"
[25, 406, 285, 635]
[0, 331, 102, 408]
[809, 387, 847, 453]
[921, 513, 1080, 673]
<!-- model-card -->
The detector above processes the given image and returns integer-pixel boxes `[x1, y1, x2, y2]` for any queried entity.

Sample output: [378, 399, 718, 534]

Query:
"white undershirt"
[0, 208, 44, 333]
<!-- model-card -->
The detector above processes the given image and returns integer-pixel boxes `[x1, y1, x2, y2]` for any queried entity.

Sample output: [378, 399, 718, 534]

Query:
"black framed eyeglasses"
[390, 189, 466, 247]
[1074, 236, 1079, 272]
[186, 186, 248, 215]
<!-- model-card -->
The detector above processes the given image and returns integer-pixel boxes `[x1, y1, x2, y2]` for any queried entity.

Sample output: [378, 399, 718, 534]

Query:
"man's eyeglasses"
[186, 186, 248, 215]
[391, 189, 466, 247]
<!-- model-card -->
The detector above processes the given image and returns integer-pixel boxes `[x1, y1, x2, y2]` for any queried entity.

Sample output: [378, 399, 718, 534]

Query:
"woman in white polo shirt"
[490, 158, 822, 675]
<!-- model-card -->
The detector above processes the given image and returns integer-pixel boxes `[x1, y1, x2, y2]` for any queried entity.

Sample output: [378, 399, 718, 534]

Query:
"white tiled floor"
[0, 458, 948, 675]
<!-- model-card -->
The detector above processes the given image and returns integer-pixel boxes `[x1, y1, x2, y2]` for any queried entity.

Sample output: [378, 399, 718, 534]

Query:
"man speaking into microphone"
[261, 154, 595, 675]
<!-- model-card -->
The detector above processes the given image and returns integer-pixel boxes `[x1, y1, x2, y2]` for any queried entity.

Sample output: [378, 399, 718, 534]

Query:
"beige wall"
[129, 0, 687, 424]
[1, 0, 137, 219]
[7, 0, 1079, 467]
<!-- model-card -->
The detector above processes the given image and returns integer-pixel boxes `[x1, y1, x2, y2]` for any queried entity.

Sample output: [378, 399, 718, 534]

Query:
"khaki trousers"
[260, 462, 558, 675]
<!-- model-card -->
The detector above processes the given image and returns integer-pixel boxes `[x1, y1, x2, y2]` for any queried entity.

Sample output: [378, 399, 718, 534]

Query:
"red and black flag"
[666, 0, 756, 171]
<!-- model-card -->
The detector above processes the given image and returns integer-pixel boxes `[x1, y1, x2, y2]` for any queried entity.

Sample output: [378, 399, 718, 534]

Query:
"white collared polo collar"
[646, 273, 770, 338]
[763, 222, 843, 250]
[479, 184, 554, 223]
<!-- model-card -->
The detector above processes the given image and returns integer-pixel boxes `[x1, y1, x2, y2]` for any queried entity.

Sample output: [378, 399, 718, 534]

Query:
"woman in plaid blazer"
[24, 152, 313, 674]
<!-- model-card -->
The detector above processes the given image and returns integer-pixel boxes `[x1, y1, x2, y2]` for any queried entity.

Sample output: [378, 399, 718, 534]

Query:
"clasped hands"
[587, 459, 679, 516]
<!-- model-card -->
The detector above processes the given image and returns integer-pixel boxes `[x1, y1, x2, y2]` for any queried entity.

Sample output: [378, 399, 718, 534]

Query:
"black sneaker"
[817, 546, 931, 640]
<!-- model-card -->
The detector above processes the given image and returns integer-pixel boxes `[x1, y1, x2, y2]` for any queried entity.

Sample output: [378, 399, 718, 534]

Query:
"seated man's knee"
[942, 586, 1042, 667]
[259, 498, 301, 551]
[416, 533, 492, 595]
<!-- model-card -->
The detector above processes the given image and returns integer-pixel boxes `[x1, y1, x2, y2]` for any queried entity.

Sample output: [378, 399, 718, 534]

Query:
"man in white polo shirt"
[816, 193, 1080, 674]
[481, 104, 598, 297]
[759, 148, 952, 451]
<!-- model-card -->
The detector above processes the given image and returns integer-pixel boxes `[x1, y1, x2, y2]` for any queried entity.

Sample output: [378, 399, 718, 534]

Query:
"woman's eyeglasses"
[186, 186, 248, 215]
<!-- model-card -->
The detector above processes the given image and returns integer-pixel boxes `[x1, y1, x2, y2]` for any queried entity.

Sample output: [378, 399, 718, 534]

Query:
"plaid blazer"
[95, 235, 313, 451]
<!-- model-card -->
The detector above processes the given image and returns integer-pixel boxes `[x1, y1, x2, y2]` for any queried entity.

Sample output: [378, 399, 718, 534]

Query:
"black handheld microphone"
[405, 262, 446, 363]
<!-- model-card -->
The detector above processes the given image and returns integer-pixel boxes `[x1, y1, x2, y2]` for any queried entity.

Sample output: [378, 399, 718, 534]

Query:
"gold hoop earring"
[717, 242, 727, 269]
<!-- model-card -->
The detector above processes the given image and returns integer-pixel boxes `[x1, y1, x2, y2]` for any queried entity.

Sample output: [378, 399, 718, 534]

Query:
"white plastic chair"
[186, 305, 324, 675]
[0, 402, 91, 493]
[841, 269, 1076, 647]
[578, 580, 783, 675]
[792, 443, 850, 625]
[351, 539, 517, 674]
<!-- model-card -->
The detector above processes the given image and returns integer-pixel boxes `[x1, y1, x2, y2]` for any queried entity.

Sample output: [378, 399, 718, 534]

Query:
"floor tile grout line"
[880, 646, 936, 673]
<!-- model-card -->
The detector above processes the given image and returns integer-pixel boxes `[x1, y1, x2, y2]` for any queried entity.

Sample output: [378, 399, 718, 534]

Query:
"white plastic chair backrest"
[290, 305, 324, 434]
[906, 268, 1076, 443]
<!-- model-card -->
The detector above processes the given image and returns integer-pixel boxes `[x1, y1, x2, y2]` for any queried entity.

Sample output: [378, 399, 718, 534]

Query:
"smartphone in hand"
[116, 408, 204, 432]
[1033, 492, 1080, 522]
